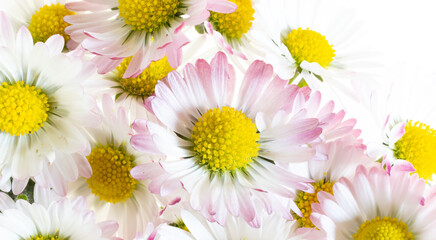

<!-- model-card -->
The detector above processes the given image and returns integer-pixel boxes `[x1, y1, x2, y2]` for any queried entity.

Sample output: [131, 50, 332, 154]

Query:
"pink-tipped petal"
[207, 0, 238, 13]
[130, 134, 162, 154]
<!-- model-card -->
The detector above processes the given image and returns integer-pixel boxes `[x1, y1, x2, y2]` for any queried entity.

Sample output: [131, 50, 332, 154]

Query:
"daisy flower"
[290, 137, 374, 230]
[0, 13, 98, 195]
[310, 165, 434, 240]
[253, 0, 377, 99]
[0, 0, 79, 48]
[64, 0, 237, 78]
[360, 68, 436, 182]
[93, 55, 175, 119]
[129, 51, 339, 226]
[0, 190, 119, 240]
[67, 94, 161, 239]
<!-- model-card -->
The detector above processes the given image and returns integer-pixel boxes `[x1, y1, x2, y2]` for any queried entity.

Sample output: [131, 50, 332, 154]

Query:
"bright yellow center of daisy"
[115, 56, 174, 97]
[353, 216, 414, 240]
[28, 3, 74, 43]
[27, 234, 64, 240]
[86, 145, 138, 204]
[294, 179, 334, 228]
[191, 106, 260, 172]
[0, 81, 50, 136]
[118, 0, 182, 32]
[394, 120, 436, 180]
[209, 0, 255, 40]
[283, 27, 335, 68]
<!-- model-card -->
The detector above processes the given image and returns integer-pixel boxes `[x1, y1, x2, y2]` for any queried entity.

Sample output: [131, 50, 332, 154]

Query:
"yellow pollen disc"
[86, 145, 138, 203]
[27, 234, 64, 240]
[191, 106, 260, 172]
[209, 0, 255, 40]
[115, 56, 174, 97]
[28, 3, 74, 43]
[394, 120, 436, 181]
[0, 81, 50, 136]
[294, 180, 334, 228]
[118, 0, 182, 32]
[283, 27, 335, 68]
[353, 216, 414, 240]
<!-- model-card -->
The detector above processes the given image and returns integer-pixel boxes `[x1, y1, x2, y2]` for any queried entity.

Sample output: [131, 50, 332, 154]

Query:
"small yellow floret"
[28, 3, 74, 43]
[283, 27, 335, 68]
[115, 56, 174, 97]
[394, 120, 436, 181]
[170, 220, 190, 232]
[86, 145, 138, 203]
[209, 0, 255, 40]
[0, 81, 50, 136]
[191, 106, 260, 172]
[118, 0, 182, 32]
[353, 216, 414, 240]
[294, 180, 334, 228]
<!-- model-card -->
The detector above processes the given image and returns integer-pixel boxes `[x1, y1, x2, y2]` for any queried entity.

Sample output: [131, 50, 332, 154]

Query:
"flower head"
[130, 52, 339, 226]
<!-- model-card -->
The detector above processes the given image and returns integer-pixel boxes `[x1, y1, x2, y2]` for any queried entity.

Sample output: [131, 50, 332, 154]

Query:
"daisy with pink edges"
[0, 186, 120, 240]
[67, 94, 163, 239]
[64, 0, 237, 78]
[288, 136, 375, 235]
[309, 165, 435, 240]
[129, 51, 335, 227]
[358, 68, 436, 182]
[0, 13, 99, 196]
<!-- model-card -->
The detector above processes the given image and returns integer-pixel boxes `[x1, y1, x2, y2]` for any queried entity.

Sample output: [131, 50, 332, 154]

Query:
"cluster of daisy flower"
[0, 0, 435, 239]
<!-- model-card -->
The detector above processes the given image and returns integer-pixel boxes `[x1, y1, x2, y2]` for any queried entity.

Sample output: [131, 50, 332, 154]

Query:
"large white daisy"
[67, 94, 161, 239]
[0, 13, 98, 195]
[129, 51, 345, 226]
[253, 0, 378, 101]
[64, 0, 237, 78]
[310, 165, 435, 240]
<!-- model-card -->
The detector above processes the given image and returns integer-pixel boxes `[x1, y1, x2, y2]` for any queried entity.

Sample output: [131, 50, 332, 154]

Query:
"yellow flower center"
[394, 120, 436, 181]
[283, 27, 335, 68]
[209, 0, 255, 40]
[86, 145, 138, 204]
[0, 82, 50, 136]
[114, 56, 174, 98]
[191, 106, 260, 172]
[353, 216, 414, 240]
[118, 0, 182, 32]
[28, 3, 74, 44]
[294, 180, 334, 228]
[27, 234, 64, 240]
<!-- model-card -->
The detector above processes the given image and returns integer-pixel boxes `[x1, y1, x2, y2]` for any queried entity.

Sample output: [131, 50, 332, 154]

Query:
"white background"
[351, 0, 436, 70]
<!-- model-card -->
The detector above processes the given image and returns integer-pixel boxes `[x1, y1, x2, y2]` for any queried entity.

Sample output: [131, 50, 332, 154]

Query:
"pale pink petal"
[130, 134, 162, 154]
[12, 177, 29, 195]
[206, 0, 237, 13]
[388, 122, 406, 147]
[98, 221, 119, 238]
